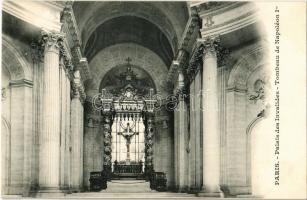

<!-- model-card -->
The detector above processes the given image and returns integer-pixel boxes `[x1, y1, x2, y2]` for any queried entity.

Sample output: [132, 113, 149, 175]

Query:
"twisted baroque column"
[145, 113, 154, 180]
[103, 112, 113, 180]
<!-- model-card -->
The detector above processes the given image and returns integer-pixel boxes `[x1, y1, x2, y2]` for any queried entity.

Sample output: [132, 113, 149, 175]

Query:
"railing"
[113, 163, 143, 174]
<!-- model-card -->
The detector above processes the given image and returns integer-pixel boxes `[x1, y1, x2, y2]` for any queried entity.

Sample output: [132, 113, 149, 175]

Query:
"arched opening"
[98, 60, 157, 181]
[1, 36, 33, 195]
[247, 113, 274, 197]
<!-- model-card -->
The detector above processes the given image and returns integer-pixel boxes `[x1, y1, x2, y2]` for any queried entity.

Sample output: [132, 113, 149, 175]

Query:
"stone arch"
[245, 111, 265, 189]
[1, 35, 33, 195]
[2, 35, 32, 80]
[225, 41, 270, 195]
[246, 110, 274, 197]
[85, 43, 169, 98]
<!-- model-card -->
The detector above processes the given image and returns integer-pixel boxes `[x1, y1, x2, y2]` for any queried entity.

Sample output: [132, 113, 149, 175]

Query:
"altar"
[97, 62, 157, 181]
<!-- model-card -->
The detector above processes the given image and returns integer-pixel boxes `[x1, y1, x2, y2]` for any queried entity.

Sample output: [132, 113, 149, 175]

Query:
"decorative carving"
[72, 70, 86, 102]
[249, 79, 265, 103]
[145, 114, 154, 166]
[103, 113, 113, 166]
[201, 36, 221, 57]
[1, 87, 6, 101]
[204, 15, 214, 27]
[187, 36, 230, 83]
[61, 5, 82, 48]
[40, 30, 64, 53]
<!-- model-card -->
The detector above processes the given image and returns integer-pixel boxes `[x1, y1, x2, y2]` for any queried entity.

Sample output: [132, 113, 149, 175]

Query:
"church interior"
[1, 1, 270, 198]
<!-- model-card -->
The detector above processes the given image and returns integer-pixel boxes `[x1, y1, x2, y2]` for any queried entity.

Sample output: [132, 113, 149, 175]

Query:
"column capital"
[40, 30, 64, 54]
[197, 36, 221, 57]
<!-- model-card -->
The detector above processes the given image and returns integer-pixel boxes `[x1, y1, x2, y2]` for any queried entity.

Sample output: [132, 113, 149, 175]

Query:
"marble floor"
[67, 180, 198, 198]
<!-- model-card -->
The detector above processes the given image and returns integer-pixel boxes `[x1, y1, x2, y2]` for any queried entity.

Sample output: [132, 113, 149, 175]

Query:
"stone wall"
[1, 34, 34, 195]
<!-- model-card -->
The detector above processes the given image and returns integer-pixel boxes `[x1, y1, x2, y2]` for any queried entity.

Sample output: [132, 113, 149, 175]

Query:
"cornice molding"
[61, 5, 82, 48]
[71, 46, 91, 82]
[195, 2, 258, 38]
[177, 7, 201, 53]
[3, 1, 63, 32]
[9, 79, 33, 88]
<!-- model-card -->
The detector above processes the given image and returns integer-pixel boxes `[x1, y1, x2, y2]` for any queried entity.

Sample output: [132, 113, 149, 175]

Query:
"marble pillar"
[64, 72, 71, 192]
[70, 88, 84, 192]
[175, 69, 188, 192]
[59, 60, 67, 191]
[199, 38, 222, 197]
[194, 69, 203, 190]
[188, 77, 196, 190]
[38, 31, 63, 194]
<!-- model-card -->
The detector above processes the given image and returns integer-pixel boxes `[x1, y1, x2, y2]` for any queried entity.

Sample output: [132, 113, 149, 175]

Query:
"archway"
[1, 35, 33, 195]
[98, 61, 157, 181]
[248, 113, 275, 197]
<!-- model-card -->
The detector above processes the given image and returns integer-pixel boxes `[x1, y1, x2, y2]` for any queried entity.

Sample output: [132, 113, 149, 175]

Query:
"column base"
[187, 186, 201, 194]
[36, 187, 65, 197]
[197, 187, 223, 197]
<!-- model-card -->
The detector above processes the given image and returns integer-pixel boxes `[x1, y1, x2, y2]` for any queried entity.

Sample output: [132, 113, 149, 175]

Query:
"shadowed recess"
[84, 16, 174, 67]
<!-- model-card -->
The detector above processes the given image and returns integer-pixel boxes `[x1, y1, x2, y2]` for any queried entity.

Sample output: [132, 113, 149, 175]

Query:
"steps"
[67, 180, 198, 198]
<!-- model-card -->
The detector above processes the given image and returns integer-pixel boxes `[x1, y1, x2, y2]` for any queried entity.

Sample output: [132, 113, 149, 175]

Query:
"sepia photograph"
[0, 0, 306, 199]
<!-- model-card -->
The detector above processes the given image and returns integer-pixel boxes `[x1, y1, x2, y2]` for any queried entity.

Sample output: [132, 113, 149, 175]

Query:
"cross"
[125, 57, 132, 65]
[117, 123, 138, 162]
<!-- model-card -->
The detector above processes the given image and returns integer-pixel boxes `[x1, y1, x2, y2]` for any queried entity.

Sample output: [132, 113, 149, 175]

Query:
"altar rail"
[113, 163, 143, 174]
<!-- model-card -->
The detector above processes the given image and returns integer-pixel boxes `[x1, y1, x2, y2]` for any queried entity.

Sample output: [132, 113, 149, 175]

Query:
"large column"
[175, 69, 189, 192]
[59, 59, 67, 192]
[194, 68, 203, 190]
[199, 37, 222, 197]
[38, 31, 63, 194]
[188, 77, 196, 191]
[70, 83, 84, 192]
[64, 72, 71, 192]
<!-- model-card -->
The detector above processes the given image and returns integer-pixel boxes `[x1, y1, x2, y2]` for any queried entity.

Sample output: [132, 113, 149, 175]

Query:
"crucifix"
[118, 122, 138, 163]
[125, 57, 132, 65]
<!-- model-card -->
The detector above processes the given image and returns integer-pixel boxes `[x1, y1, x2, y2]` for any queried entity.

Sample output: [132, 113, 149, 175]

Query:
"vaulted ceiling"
[72, 1, 189, 67]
